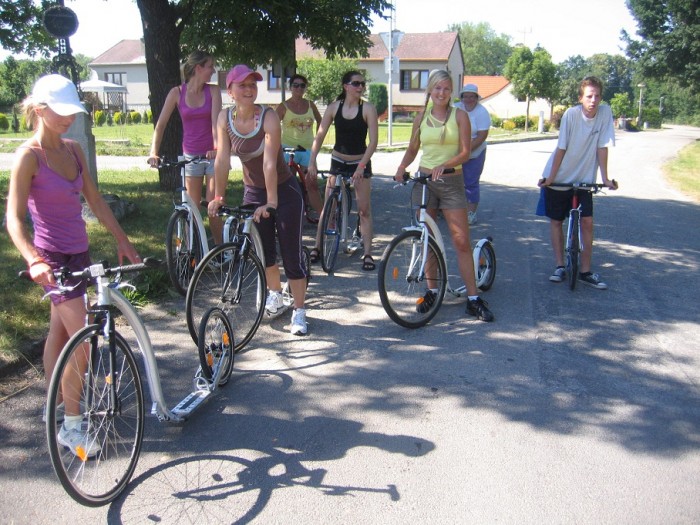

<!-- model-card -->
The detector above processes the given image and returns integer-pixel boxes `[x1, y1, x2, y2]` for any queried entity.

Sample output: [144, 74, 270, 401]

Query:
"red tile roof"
[90, 39, 145, 65]
[461, 75, 510, 100]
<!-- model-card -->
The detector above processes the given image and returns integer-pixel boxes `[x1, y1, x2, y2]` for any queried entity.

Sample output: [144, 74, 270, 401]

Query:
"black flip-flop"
[361, 254, 375, 271]
[309, 248, 320, 264]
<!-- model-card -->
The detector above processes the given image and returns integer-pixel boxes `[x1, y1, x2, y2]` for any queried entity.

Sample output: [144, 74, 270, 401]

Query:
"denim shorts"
[182, 154, 214, 177]
[35, 247, 91, 305]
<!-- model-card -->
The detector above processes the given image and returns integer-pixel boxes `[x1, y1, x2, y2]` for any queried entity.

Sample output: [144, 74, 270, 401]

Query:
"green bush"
[490, 114, 502, 128]
[368, 83, 388, 117]
[502, 120, 516, 131]
[550, 105, 567, 130]
[0, 113, 8, 131]
[113, 111, 126, 125]
[510, 115, 527, 129]
[94, 110, 107, 126]
[641, 107, 662, 128]
[129, 111, 141, 124]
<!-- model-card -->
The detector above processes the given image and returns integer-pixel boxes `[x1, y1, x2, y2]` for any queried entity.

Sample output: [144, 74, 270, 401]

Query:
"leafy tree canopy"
[623, 0, 700, 92]
[297, 57, 360, 105]
[0, 0, 55, 56]
[447, 21, 512, 76]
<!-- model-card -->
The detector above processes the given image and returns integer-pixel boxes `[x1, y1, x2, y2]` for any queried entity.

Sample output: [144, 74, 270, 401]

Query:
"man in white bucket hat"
[454, 83, 490, 225]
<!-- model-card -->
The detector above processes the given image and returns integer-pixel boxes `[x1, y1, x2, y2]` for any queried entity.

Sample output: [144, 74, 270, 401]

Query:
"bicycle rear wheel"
[474, 239, 497, 291]
[378, 230, 447, 328]
[186, 242, 266, 352]
[197, 307, 235, 386]
[320, 192, 342, 274]
[46, 325, 144, 507]
[166, 209, 202, 296]
[566, 212, 580, 290]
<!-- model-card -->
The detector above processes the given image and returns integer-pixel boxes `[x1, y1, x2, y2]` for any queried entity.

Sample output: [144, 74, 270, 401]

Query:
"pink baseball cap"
[226, 65, 263, 87]
[32, 74, 87, 116]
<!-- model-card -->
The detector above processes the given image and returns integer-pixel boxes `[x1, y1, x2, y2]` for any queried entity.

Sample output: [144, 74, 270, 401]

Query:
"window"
[104, 72, 125, 86]
[400, 70, 429, 91]
[268, 70, 283, 91]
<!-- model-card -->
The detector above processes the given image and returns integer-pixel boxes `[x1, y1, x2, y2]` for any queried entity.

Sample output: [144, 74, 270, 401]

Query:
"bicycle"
[319, 166, 363, 274]
[378, 170, 497, 328]
[284, 146, 320, 225]
[31, 259, 234, 506]
[542, 180, 617, 290]
[185, 204, 311, 352]
[157, 156, 211, 296]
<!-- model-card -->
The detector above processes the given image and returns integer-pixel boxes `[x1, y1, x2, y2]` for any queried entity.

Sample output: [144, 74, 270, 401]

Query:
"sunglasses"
[346, 80, 366, 88]
[291, 82, 306, 88]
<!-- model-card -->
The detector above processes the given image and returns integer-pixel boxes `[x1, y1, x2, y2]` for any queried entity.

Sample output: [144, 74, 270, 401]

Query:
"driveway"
[0, 126, 698, 524]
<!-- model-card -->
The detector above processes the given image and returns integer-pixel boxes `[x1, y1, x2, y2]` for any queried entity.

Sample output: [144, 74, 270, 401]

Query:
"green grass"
[663, 141, 700, 201]
[0, 167, 245, 363]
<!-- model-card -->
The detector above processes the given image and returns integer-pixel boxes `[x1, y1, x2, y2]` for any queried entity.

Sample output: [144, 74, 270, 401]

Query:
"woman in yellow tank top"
[276, 74, 323, 216]
[393, 70, 494, 322]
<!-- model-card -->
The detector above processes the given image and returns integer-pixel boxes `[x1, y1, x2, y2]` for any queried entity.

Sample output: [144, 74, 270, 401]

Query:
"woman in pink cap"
[5, 74, 140, 457]
[208, 65, 309, 336]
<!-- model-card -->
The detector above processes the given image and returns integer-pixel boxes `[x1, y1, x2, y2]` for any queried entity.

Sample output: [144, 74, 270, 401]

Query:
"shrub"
[550, 105, 567, 130]
[641, 107, 662, 128]
[113, 111, 126, 125]
[510, 115, 527, 129]
[129, 111, 141, 124]
[368, 83, 388, 117]
[490, 114, 502, 128]
[0, 113, 8, 131]
[502, 120, 516, 131]
[94, 110, 106, 126]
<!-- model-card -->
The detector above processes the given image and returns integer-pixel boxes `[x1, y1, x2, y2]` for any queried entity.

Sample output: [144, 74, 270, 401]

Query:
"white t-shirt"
[543, 104, 615, 185]
[454, 101, 491, 158]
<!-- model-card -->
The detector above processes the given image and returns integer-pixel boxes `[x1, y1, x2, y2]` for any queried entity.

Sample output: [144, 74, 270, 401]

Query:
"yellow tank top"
[280, 101, 315, 150]
[419, 107, 462, 170]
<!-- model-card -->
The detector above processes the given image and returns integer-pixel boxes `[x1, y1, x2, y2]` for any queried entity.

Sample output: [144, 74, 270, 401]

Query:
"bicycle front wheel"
[198, 307, 235, 386]
[166, 209, 202, 296]
[474, 240, 497, 291]
[566, 212, 580, 291]
[378, 230, 447, 328]
[320, 192, 342, 274]
[46, 325, 144, 507]
[186, 242, 266, 352]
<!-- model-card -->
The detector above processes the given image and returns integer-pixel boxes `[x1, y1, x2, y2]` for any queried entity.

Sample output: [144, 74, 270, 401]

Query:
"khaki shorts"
[425, 173, 467, 210]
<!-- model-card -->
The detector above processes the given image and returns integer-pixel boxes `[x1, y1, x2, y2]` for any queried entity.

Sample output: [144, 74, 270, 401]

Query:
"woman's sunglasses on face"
[291, 82, 306, 88]
[346, 80, 366, 88]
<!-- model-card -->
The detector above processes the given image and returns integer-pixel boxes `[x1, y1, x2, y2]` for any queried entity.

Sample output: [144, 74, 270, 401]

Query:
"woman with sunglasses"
[308, 70, 379, 271]
[393, 70, 494, 322]
[276, 74, 323, 218]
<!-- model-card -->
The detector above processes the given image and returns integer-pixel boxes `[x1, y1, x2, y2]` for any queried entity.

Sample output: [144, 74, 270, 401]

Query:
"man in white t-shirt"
[538, 76, 618, 289]
[454, 83, 491, 225]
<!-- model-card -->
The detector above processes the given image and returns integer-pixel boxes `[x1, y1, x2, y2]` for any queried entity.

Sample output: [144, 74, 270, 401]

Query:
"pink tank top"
[179, 83, 214, 155]
[26, 142, 89, 254]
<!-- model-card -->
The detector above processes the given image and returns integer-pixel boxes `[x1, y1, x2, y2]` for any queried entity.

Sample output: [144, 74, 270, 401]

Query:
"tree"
[0, 56, 51, 108]
[610, 92, 633, 118]
[298, 58, 360, 105]
[0, 0, 54, 56]
[503, 46, 559, 130]
[368, 83, 388, 116]
[447, 21, 512, 75]
[623, 0, 700, 93]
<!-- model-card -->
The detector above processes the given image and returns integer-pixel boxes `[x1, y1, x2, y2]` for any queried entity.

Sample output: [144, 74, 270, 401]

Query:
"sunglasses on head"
[291, 82, 306, 88]
[347, 80, 366, 88]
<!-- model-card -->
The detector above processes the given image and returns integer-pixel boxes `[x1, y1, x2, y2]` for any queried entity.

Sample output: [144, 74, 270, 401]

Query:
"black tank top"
[333, 100, 367, 155]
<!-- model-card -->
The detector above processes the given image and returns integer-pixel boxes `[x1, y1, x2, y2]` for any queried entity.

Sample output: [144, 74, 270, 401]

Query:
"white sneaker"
[57, 424, 101, 459]
[290, 308, 308, 336]
[265, 290, 285, 318]
[468, 211, 478, 225]
[42, 402, 65, 423]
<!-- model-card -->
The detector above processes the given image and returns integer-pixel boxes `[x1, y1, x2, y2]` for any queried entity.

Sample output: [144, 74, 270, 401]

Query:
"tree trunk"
[136, 0, 184, 191]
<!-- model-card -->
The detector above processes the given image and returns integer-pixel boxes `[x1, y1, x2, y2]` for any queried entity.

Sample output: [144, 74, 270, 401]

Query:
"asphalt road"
[0, 126, 699, 524]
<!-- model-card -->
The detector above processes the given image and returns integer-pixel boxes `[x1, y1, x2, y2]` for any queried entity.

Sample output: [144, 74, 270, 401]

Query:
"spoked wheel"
[197, 307, 235, 386]
[474, 239, 497, 291]
[46, 326, 144, 507]
[186, 242, 266, 352]
[166, 209, 202, 296]
[378, 230, 447, 328]
[320, 192, 342, 274]
[566, 213, 580, 291]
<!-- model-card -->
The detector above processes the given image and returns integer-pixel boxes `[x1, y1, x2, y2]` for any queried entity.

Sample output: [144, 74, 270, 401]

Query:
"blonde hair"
[21, 96, 45, 130]
[182, 51, 213, 82]
[411, 70, 453, 146]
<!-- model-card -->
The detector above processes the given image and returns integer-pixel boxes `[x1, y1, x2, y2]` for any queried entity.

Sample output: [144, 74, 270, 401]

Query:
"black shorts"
[329, 157, 372, 178]
[544, 187, 593, 221]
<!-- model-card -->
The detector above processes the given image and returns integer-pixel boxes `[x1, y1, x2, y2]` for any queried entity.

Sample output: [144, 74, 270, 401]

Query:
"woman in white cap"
[5, 74, 141, 457]
[208, 65, 309, 336]
[454, 83, 491, 225]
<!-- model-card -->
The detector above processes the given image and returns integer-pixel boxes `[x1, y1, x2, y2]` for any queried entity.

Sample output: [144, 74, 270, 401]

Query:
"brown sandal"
[361, 254, 375, 271]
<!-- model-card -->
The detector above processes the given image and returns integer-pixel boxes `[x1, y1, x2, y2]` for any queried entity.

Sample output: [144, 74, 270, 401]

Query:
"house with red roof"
[462, 75, 552, 120]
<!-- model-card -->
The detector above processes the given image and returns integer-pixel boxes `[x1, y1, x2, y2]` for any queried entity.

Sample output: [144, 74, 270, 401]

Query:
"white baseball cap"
[31, 74, 87, 116]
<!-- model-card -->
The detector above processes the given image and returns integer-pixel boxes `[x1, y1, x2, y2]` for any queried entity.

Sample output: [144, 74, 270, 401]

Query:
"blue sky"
[2, 0, 639, 64]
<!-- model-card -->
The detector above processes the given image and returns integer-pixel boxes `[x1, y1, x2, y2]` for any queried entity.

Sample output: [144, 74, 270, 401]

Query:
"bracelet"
[214, 195, 225, 201]
[29, 256, 47, 268]
[358, 163, 366, 170]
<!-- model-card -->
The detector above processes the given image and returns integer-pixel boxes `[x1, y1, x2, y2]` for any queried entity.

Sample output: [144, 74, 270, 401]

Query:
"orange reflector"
[76, 446, 88, 462]
[105, 375, 112, 384]
[222, 333, 230, 346]
[392, 267, 399, 279]
[206, 353, 213, 366]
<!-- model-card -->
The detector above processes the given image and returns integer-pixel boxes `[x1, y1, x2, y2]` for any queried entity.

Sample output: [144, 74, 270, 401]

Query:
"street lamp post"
[637, 82, 646, 127]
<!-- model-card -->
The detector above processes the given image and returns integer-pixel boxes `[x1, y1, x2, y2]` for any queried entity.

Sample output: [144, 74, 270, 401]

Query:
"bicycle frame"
[174, 160, 210, 257]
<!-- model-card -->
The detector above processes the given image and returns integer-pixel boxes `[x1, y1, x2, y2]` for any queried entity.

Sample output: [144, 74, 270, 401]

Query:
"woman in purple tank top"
[148, 51, 223, 242]
[5, 75, 140, 452]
